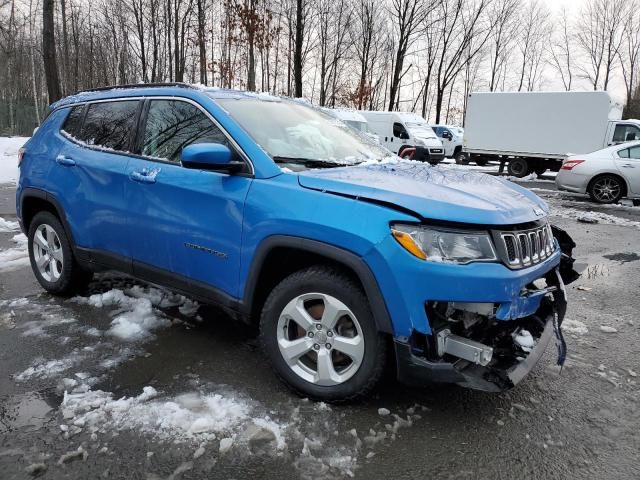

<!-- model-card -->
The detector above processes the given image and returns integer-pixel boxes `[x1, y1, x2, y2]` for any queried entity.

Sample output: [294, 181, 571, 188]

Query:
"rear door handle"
[56, 155, 76, 167]
[129, 170, 157, 184]
[621, 164, 635, 168]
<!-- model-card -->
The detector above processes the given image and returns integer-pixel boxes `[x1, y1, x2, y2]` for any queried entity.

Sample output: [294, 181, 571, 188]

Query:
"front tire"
[28, 211, 92, 296]
[588, 175, 624, 204]
[259, 266, 386, 403]
[454, 151, 469, 164]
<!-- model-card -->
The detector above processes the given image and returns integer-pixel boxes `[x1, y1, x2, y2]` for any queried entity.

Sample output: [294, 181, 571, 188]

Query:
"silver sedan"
[556, 141, 640, 203]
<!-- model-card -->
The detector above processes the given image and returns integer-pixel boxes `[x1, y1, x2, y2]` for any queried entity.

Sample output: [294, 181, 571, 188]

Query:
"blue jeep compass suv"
[17, 84, 578, 402]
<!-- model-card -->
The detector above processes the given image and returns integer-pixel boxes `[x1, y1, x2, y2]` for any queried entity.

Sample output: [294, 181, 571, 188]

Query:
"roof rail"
[77, 82, 195, 94]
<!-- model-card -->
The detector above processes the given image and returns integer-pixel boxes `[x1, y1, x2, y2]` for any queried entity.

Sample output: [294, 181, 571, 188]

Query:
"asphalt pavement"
[1, 180, 639, 480]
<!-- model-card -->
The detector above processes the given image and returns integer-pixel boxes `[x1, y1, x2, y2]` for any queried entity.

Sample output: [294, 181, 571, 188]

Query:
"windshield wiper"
[272, 156, 352, 168]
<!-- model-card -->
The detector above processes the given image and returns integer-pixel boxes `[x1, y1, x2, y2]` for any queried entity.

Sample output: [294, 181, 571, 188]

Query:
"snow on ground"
[562, 319, 589, 336]
[548, 205, 640, 229]
[0, 136, 28, 184]
[71, 284, 198, 341]
[0, 216, 20, 232]
[0, 233, 29, 273]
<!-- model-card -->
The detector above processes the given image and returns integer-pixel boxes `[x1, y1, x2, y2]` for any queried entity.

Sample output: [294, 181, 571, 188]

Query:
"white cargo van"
[432, 125, 465, 162]
[320, 108, 379, 143]
[463, 91, 640, 177]
[359, 111, 445, 164]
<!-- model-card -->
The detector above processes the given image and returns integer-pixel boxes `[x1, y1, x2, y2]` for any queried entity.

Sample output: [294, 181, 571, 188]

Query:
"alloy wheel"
[32, 224, 64, 282]
[276, 293, 365, 386]
[592, 177, 621, 203]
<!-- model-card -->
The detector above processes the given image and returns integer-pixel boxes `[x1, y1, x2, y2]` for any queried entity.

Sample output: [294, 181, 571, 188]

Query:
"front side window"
[215, 97, 390, 168]
[78, 101, 139, 152]
[393, 122, 409, 139]
[613, 124, 640, 143]
[61, 105, 85, 138]
[141, 100, 229, 163]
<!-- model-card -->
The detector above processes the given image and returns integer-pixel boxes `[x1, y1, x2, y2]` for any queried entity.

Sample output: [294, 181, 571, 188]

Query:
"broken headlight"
[391, 224, 497, 264]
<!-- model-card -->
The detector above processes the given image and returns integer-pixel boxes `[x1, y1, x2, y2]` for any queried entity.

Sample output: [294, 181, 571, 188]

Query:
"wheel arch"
[20, 188, 75, 245]
[242, 236, 394, 335]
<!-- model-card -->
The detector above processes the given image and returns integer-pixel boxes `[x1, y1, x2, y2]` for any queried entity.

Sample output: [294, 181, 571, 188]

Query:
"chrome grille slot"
[499, 224, 554, 268]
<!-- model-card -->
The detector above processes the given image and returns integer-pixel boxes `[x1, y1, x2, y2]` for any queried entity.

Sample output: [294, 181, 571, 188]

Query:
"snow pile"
[15, 355, 84, 382]
[513, 329, 536, 353]
[562, 319, 589, 335]
[0, 233, 29, 273]
[504, 173, 539, 182]
[0, 216, 19, 232]
[59, 386, 284, 444]
[72, 287, 189, 341]
[550, 206, 640, 229]
[0, 137, 28, 184]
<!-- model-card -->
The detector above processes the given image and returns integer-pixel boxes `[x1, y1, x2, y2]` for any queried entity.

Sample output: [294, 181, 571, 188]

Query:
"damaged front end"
[395, 225, 579, 392]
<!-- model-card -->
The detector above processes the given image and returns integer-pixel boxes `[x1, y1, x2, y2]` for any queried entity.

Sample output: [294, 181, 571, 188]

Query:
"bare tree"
[42, 0, 61, 102]
[620, 2, 640, 115]
[576, 0, 628, 90]
[548, 8, 574, 91]
[487, 0, 520, 91]
[515, 0, 551, 92]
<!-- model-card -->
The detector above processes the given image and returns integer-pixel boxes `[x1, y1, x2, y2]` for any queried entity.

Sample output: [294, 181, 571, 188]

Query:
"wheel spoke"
[332, 335, 364, 363]
[34, 229, 49, 249]
[315, 349, 340, 385]
[50, 247, 63, 262]
[278, 337, 313, 364]
[36, 255, 49, 269]
[320, 295, 349, 329]
[281, 299, 316, 330]
[50, 259, 62, 280]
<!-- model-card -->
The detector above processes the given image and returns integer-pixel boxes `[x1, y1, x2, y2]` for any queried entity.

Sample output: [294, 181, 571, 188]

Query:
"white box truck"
[359, 111, 445, 164]
[463, 91, 640, 177]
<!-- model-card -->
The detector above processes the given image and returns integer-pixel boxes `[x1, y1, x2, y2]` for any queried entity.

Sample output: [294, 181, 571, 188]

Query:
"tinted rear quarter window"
[78, 100, 140, 151]
[61, 105, 85, 138]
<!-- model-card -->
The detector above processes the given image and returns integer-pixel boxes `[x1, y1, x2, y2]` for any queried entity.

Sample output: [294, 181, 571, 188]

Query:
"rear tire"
[507, 158, 530, 177]
[588, 174, 624, 204]
[27, 211, 93, 296]
[533, 166, 547, 176]
[259, 266, 386, 403]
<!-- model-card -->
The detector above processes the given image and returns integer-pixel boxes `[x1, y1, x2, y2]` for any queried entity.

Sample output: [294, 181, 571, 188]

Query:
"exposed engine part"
[449, 302, 495, 317]
[436, 329, 494, 366]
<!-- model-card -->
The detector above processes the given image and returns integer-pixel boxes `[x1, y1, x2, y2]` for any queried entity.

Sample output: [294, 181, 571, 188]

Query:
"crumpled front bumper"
[394, 268, 570, 393]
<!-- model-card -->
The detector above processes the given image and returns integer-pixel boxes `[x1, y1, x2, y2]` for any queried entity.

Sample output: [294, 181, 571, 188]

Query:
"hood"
[297, 162, 549, 225]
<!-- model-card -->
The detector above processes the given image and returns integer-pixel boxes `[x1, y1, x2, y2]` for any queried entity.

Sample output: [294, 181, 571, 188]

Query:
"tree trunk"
[43, 0, 62, 103]
[294, 0, 303, 97]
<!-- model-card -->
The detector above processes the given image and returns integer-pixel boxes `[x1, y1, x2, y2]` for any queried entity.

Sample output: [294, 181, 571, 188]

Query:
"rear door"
[52, 99, 140, 262]
[615, 145, 640, 195]
[125, 98, 253, 297]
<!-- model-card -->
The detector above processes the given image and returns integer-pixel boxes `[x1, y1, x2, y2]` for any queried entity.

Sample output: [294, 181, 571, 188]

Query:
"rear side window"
[78, 100, 140, 152]
[61, 106, 85, 138]
[141, 99, 229, 163]
[629, 146, 640, 159]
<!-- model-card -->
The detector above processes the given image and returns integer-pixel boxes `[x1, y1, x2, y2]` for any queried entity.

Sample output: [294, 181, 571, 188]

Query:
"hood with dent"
[297, 162, 548, 225]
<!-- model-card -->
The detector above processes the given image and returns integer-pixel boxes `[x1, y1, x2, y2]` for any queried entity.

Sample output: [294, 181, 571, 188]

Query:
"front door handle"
[56, 155, 76, 167]
[129, 170, 157, 184]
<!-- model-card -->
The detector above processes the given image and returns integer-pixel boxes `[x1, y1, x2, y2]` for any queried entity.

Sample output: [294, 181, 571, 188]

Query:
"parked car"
[463, 91, 640, 177]
[320, 108, 379, 143]
[359, 111, 445, 164]
[556, 141, 640, 204]
[17, 84, 578, 402]
[431, 124, 465, 163]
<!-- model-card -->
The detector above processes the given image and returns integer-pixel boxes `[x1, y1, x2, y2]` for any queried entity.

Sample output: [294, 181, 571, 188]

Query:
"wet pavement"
[1, 181, 639, 480]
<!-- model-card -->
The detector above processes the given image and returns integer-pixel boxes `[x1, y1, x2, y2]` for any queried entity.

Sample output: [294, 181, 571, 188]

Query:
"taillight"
[561, 159, 585, 170]
[18, 147, 25, 167]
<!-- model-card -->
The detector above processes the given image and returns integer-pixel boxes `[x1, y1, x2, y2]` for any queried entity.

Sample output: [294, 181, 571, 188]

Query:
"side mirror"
[181, 143, 243, 172]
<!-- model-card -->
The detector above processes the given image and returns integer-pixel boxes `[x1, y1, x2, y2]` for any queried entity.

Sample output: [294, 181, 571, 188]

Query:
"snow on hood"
[297, 162, 549, 225]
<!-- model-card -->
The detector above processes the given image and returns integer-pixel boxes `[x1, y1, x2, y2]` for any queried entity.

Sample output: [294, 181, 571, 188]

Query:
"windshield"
[405, 121, 438, 139]
[216, 98, 390, 169]
[344, 120, 369, 133]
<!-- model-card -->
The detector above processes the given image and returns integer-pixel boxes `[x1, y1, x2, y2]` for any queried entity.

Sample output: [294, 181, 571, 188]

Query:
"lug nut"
[326, 331, 333, 337]
[313, 344, 320, 350]
[315, 324, 322, 330]
[308, 331, 314, 338]
[325, 343, 332, 349]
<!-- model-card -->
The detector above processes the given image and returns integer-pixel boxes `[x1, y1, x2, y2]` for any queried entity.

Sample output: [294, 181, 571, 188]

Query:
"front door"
[125, 98, 252, 298]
